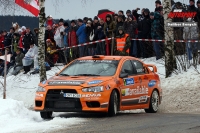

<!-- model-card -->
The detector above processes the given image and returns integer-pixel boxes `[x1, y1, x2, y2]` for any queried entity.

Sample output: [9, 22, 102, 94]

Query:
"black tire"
[145, 90, 159, 113]
[108, 90, 118, 117]
[40, 111, 53, 119]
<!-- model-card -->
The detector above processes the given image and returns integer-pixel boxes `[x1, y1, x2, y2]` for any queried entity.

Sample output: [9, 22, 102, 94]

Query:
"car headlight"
[82, 86, 104, 92]
[37, 86, 45, 92]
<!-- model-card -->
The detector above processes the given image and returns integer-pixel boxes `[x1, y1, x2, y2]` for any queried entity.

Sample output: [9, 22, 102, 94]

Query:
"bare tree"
[38, 0, 47, 82]
[163, 0, 176, 78]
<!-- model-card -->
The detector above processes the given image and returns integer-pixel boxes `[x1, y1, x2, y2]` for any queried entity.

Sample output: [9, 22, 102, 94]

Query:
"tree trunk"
[163, 0, 176, 78]
[38, 0, 47, 82]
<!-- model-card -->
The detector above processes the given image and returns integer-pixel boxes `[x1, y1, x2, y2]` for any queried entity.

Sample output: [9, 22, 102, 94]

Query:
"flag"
[15, 0, 39, 17]
[0, 54, 11, 62]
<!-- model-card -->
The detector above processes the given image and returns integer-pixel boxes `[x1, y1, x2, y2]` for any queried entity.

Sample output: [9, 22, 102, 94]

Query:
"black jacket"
[138, 15, 151, 38]
[3, 33, 13, 47]
[22, 32, 34, 49]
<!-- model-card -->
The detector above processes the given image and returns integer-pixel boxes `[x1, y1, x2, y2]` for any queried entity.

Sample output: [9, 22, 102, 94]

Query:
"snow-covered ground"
[0, 57, 200, 132]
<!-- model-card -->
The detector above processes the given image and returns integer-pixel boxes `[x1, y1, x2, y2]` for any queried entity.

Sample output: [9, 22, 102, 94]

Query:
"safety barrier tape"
[0, 38, 199, 51]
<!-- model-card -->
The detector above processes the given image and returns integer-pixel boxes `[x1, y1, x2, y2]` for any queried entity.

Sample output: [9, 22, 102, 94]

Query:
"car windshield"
[59, 60, 119, 76]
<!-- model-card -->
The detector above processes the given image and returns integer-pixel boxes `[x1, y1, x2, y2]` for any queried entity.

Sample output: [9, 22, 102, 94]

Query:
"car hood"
[40, 76, 114, 87]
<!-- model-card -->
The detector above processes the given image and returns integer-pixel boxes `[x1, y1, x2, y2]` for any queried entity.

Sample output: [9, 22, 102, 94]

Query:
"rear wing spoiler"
[145, 64, 157, 73]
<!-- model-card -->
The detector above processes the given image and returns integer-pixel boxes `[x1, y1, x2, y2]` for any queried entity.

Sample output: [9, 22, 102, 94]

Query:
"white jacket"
[54, 25, 65, 47]
[25, 45, 38, 59]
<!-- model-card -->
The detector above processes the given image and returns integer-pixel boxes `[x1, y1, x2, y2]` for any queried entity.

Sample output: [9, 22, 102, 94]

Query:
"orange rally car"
[35, 55, 162, 119]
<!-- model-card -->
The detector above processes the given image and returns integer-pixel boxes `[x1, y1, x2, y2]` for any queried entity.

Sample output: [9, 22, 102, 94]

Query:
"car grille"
[44, 89, 82, 110]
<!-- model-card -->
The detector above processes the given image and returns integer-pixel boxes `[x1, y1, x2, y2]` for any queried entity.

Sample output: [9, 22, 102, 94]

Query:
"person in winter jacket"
[22, 27, 34, 54]
[96, 19, 106, 55]
[118, 10, 126, 21]
[3, 27, 14, 48]
[123, 15, 138, 57]
[115, 15, 124, 36]
[44, 25, 54, 54]
[44, 15, 56, 27]
[155, 0, 163, 16]
[150, 12, 164, 60]
[10, 49, 24, 75]
[76, 19, 87, 57]
[22, 43, 38, 74]
[54, 18, 65, 48]
[138, 8, 153, 58]
[68, 20, 78, 61]
[12, 33, 19, 54]
[114, 26, 131, 56]
[86, 19, 95, 56]
[33, 28, 39, 46]
[183, 18, 199, 62]
[104, 14, 116, 55]
[0, 31, 4, 53]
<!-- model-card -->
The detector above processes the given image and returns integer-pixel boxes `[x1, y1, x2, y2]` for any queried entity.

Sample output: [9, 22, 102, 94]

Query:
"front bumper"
[35, 89, 110, 112]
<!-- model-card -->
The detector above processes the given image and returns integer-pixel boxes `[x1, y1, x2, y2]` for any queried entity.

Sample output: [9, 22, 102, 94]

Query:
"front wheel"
[145, 90, 159, 113]
[108, 90, 118, 117]
[40, 111, 53, 119]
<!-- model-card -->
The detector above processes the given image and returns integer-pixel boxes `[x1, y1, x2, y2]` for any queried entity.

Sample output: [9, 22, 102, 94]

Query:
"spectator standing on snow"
[33, 28, 39, 46]
[150, 12, 164, 60]
[22, 27, 34, 54]
[104, 14, 116, 55]
[96, 19, 106, 55]
[68, 20, 78, 61]
[76, 19, 87, 57]
[114, 26, 131, 56]
[44, 15, 56, 27]
[3, 27, 14, 49]
[86, 19, 95, 56]
[138, 8, 153, 58]
[115, 15, 124, 36]
[54, 18, 65, 48]
[123, 15, 138, 57]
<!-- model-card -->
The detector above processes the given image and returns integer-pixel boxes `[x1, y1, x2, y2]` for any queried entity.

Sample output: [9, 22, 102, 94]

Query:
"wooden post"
[3, 49, 7, 99]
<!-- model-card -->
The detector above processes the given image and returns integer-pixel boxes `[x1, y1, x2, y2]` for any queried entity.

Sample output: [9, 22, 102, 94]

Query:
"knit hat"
[71, 20, 76, 23]
[64, 22, 69, 26]
[21, 26, 26, 30]
[78, 19, 83, 23]
[155, 0, 161, 4]
[93, 16, 99, 20]
[190, 0, 195, 2]
[126, 10, 131, 14]
[59, 18, 64, 23]
[144, 8, 150, 13]
[150, 12, 154, 16]
[48, 15, 53, 18]
[114, 14, 118, 16]
[118, 26, 124, 31]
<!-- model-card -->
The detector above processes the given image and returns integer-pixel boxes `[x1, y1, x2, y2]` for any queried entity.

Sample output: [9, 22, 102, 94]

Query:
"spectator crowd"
[0, 0, 200, 76]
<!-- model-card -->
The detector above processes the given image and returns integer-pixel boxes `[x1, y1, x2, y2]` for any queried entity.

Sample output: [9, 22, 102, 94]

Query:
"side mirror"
[119, 73, 128, 78]
[55, 73, 59, 76]
[146, 64, 157, 73]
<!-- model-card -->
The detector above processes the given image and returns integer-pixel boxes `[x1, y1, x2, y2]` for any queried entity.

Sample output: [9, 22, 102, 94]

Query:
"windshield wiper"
[59, 74, 70, 76]
[73, 74, 100, 76]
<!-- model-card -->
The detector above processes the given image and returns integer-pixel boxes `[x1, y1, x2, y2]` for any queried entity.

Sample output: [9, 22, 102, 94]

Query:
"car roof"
[78, 55, 139, 61]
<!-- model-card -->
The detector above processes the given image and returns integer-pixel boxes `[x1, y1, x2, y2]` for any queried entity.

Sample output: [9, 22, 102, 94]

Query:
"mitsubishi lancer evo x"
[35, 55, 162, 119]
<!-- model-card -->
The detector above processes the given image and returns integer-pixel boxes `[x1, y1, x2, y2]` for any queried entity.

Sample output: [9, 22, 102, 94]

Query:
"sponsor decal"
[168, 9, 197, 18]
[148, 80, 156, 87]
[79, 60, 113, 63]
[48, 81, 84, 85]
[88, 80, 102, 85]
[63, 93, 101, 98]
[121, 86, 148, 96]
[124, 78, 134, 86]
[36, 93, 43, 97]
[138, 96, 148, 103]
[106, 85, 111, 90]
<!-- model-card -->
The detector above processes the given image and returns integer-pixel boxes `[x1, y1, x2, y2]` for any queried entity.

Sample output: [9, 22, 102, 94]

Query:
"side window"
[121, 60, 137, 75]
[131, 60, 146, 75]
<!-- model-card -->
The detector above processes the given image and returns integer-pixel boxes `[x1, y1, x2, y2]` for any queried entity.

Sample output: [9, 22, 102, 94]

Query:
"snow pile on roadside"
[0, 66, 63, 109]
[0, 99, 85, 133]
[142, 57, 200, 113]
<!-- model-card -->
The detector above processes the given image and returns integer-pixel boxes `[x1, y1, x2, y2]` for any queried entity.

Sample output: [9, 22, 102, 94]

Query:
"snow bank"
[142, 57, 200, 113]
[0, 99, 85, 133]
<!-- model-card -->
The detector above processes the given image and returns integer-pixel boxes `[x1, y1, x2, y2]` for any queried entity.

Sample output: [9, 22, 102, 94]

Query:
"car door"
[130, 60, 149, 107]
[119, 60, 140, 109]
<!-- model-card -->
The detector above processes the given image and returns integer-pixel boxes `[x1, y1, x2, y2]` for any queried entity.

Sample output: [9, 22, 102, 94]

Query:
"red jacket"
[68, 30, 78, 47]
[0, 36, 4, 50]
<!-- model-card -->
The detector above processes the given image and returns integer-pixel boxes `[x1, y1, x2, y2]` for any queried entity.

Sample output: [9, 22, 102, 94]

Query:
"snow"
[0, 99, 85, 133]
[0, 57, 200, 132]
